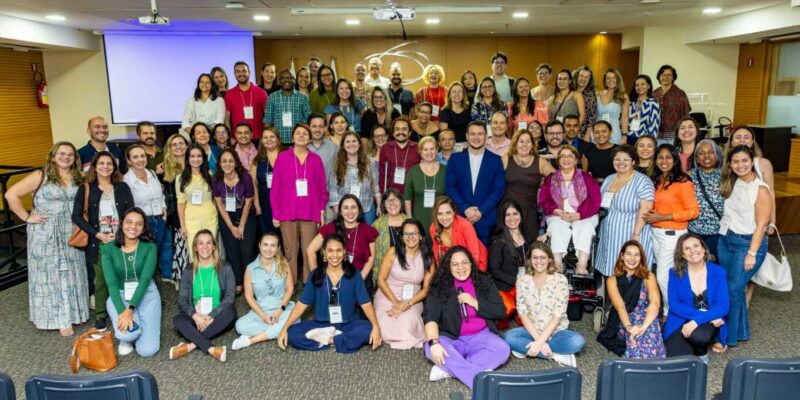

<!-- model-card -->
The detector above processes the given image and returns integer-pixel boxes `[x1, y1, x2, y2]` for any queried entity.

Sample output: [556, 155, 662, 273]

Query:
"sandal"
[711, 343, 727, 353]
[59, 327, 74, 337]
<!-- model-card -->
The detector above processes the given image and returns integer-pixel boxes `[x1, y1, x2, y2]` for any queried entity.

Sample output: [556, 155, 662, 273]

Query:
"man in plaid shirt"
[264, 69, 311, 144]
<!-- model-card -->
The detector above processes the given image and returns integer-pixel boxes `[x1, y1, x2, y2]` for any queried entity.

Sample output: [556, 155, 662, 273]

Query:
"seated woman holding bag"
[169, 229, 237, 362]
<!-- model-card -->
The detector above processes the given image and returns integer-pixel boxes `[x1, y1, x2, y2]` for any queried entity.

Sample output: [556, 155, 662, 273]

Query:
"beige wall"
[640, 26, 739, 121]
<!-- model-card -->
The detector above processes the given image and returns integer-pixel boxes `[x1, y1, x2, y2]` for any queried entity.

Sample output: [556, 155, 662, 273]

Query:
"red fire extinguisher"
[34, 71, 49, 108]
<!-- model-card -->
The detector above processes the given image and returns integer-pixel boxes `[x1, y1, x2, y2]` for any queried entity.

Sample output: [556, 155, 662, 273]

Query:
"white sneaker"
[551, 353, 576, 368]
[118, 341, 134, 356]
[429, 365, 452, 382]
[231, 335, 251, 351]
[511, 350, 527, 359]
[305, 326, 336, 347]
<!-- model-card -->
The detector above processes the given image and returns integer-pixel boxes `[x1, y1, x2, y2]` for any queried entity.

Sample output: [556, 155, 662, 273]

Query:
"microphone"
[457, 287, 469, 322]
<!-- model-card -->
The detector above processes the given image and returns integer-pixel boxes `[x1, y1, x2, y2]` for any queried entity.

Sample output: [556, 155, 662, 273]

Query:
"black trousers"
[173, 303, 236, 352]
[219, 213, 257, 286]
[665, 323, 717, 357]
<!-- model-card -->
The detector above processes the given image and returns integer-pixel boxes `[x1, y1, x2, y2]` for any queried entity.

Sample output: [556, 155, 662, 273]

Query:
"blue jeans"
[694, 232, 720, 263]
[716, 231, 767, 346]
[503, 327, 585, 357]
[363, 205, 377, 225]
[107, 281, 161, 357]
[148, 216, 173, 279]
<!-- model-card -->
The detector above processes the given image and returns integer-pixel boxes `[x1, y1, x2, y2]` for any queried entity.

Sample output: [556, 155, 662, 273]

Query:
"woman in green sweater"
[101, 207, 161, 357]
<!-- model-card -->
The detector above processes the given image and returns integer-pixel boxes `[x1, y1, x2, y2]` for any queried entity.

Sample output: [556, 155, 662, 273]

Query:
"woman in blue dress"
[595, 146, 655, 277]
[596, 68, 630, 145]
[251, 127, 282, 235]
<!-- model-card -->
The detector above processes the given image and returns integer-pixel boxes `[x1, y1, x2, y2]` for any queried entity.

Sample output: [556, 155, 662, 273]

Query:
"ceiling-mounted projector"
[373, 7, 415, 21]
[139, 0, 170, 25]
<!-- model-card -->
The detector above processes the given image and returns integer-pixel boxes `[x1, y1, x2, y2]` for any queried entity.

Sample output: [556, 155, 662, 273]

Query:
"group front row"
[99, 202, 730, 389]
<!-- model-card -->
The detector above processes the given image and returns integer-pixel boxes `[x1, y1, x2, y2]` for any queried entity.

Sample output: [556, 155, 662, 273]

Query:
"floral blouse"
[516, 273, 569, 333]
[689, 168, 723, 235]
[470, 100, 506, 126]
[580, 88, 597, 134]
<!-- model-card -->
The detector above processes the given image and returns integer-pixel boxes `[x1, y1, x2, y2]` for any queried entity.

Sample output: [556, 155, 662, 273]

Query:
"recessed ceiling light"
[346, 19, 360, 25]
[512, 11, 529, 19]
[45, 15, 66, 21]
[599, 31, 607, 34]
[253, 15, 270, 21]
[702, 7, 722, 14]
[426, 18, 440, 24]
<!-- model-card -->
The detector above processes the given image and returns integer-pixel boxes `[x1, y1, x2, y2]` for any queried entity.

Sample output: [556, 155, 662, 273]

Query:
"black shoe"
[95, 318, 107, 331]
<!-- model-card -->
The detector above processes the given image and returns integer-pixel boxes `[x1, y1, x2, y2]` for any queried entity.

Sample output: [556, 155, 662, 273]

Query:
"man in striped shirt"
[263, 69, 311, 144]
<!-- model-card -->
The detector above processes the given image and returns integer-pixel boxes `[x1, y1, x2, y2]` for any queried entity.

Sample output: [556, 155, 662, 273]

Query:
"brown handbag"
[69, 328, 118, 373]
[68, 182, 90, 248]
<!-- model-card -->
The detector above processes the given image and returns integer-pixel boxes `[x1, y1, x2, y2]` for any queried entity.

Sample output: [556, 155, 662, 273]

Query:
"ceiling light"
[599, 31, 607, 34]
[512, 11, 529, 19]
[45, 15, 66, 21]
[346, 19, 360, 25]
[702, 7, 722, 14]
[225, 2, 245, 9]
[426, 18, 440, 24]
[253, 15, 270, 21]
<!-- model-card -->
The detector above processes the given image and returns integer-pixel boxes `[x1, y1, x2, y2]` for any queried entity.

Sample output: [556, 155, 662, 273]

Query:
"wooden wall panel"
[446, 37, 497, 87]
[733, 42, 770, 125]
[496, 37, 548, 80]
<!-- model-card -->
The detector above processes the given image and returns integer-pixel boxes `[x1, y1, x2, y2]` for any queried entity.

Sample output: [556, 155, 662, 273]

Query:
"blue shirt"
[78, 141, 127, 173]
[300, 271, 370, 323]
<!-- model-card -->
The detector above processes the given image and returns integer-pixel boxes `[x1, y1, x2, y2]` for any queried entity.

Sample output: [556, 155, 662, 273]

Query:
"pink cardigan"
[539, 170, 601, 220]
[270, 148, 328, 223]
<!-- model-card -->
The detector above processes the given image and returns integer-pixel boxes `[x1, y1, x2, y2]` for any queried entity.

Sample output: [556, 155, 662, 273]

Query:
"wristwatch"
[127, 305, 136, 311]
[427, 338, 440, 346]
[747, 251, 757, 257]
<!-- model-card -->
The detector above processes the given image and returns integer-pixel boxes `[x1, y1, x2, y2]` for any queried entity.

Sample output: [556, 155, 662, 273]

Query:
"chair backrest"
[0, 373, 15, 400]
[722, 358, 800, 400]
[473, 368, 582, 400]
[690, 112, 709, 128]
[25, 370, 157, 400]
[596, 357, 707, 400]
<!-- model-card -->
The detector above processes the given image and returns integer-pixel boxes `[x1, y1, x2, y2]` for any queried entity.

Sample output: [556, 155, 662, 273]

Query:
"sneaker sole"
[511, 351, 527, 359]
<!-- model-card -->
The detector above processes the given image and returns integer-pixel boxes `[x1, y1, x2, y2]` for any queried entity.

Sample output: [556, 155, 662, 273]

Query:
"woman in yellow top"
[177, 143, 218, 259]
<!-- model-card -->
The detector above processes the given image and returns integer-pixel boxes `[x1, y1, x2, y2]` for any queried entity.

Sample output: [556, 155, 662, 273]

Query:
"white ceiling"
[0, 0, 784, 37]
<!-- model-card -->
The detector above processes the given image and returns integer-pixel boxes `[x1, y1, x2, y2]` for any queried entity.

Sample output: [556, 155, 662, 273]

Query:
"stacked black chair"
[25, 370, 158, 400]
[472, 368, 582, 400]
[720, 357, 800, 400]
[596, 356, 707, 400]
[0, 373, 15, 400]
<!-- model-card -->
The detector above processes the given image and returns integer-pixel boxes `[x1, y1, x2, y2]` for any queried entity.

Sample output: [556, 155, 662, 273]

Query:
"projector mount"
[139, 0, 170, 25]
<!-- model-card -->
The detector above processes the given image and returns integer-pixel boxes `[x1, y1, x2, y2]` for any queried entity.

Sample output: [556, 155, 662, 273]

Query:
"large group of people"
[5, 53, 775, 388]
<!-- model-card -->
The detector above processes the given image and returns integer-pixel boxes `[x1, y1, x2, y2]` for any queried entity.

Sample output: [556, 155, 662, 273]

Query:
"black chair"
[26, 370, 158, 400]
[0, 373, 15, 400]
[720, 358, 800, 400]
[690, 112, 710, 141]
[472, 368, 582, 400]
[596, 357, 706, 400]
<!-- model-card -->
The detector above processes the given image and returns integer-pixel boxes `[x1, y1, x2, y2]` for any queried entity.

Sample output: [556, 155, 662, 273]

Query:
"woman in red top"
[429, 196, 487, 272]
[414, 64, 448, 122]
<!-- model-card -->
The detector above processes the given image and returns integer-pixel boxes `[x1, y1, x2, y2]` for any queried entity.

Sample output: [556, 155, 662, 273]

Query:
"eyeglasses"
[386, 198, 401, 204]
[439, 138, 455, 143]
[402, 232, 420, 238]
[450, 260, 472, 268]
[320, 73, 333, 78]
[558, 154, 576, 160]
[372, 96, 386, 101]
[613, 157, 633, 163]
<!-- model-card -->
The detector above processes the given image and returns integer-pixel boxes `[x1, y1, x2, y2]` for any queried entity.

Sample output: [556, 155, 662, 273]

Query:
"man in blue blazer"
[445, 121, 505, 245]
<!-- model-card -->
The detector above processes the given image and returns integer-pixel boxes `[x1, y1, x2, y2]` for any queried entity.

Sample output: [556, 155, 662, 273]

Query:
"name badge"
[123, 281, 138, 302]
[487, 125, 493, 138]
[329, 305, 343, 324]
[225, 194, 236, 212]
[243, 106, 254, 119]
[347, 254, 354, 264]
[150, 199, 162, 216]
[393, 167, 406, 185]
[266, 172, 273, 189]
[518, 266, 526, 275]
[199, 297, 213, 315]
[601, 192, 614, 208]
[630, 118, 641, 132]
[401, 284, 414, 300]
[296, 179, 308, 197]
[191, 189, 203, 205]
[349, 184, 361, 197]
[432, 105, 440, 117]
[518, 121, 528, 130]
[393, 104, 402, 114]
[423, 189, 436, 208]
[556, 116, 564, 123]
[601, 113, 611, 122]
[282, 112, 293, 128]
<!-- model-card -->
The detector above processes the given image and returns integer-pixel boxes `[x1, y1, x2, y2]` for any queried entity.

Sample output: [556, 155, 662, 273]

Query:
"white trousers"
[546, 214, 599, 254]
[652, 227, 687, 312]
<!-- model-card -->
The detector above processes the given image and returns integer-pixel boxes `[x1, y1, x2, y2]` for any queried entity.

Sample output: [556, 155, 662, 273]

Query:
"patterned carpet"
[1, 236, 798, 400]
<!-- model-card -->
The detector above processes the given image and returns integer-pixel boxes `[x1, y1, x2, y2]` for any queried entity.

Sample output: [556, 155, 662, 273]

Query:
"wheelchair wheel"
[593, 307, 604, 333]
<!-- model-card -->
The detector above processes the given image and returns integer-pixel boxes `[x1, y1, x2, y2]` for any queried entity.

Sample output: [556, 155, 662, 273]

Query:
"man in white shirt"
[365, 57, 391, 89]
[491, 52, 515, 103]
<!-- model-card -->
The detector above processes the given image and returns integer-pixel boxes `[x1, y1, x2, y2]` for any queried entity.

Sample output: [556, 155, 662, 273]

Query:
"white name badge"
[243, 106, 254, 119]
[329, 305, 343, 324]
[225, 195, 236, 212]
[601, 192, 614, 208]
[518, 266, 526, 275]
[191, 189, 203, 205]
[601, 113, 611, 122]
[282, 112, 293, 128]
[630, 119, 641, 132]
[266, 172, 273, 189]
[150, 199, 162, 216]
[123, 281, 138, 302]
[393, 104, 402, 114]
[432, 105, 440, 117]
[393, 167, 406, 185]
[296, 179, 308, 197]
[423, 189, 436, 208]
[199, 297, 213, 315]
[349, 184, 361, 197]
[487, 125, 493, 138]
[518, 121, 528, 130]
[556, 116, 564, 123]
[347, 254, 354, 264]
[401, 284, 415, 300]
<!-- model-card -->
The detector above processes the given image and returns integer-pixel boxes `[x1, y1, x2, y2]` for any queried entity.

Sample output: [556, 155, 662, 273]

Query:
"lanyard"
[422, 166, 437, 191]
[238, 85, 254, 108]
[347, 225, 360, 258]
[123, 242, 139, 282]
[195, 266, 217, 297]
[393, 144, 411, 171]
[325, 274, 341, 304]
[294, 151, 308, 181]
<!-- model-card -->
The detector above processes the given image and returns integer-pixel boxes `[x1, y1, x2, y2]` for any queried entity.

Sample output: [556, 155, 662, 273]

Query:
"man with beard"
[307, 113, 338, 178]
[264, 69, 311, 144]
[378, 117, 420, 194]
[365, 57, 390, 90]
[308, 57, 321, 88]
[225, 61, 268, 140]
[445, 121, 505, 245]
[78, 116, 126, 173]
[135, 121, 163, 175]
[564, 114, 590, 157]
[352, 63, 371, 105]
[387, 63, 414, 116]
[539, 120, 567, 169]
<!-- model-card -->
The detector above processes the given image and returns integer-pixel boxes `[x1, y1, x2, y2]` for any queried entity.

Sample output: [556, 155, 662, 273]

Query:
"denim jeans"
[363, 206, 377, 225]
[716, 231, 767, 346]
[503, 327, 585, 357]
[107, 281, 162, 357]
[147, 216, 173, 279]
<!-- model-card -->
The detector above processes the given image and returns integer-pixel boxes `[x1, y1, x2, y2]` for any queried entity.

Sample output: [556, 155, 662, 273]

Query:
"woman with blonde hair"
[502, 129, 554, 236]
[163, 133, 190, 282]
[598, 68, 630, 145]
[232, 232, 297, 350]
[439, 81, 470, 143]
[414, 64, 447, 122]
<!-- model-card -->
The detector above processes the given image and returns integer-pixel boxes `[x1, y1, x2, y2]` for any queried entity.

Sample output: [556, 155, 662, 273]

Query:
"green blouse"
[309, 88, 335, 115]
[403, 164, 446, 242]
[101, 241, 157, 313]
[192, 266, 221, 309]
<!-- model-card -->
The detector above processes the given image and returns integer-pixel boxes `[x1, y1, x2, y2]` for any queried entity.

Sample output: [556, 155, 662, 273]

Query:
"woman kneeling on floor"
[278, 234, 382, 353]
[423, 246, 509, 389]
[170, 229, 237, 362]
[232, 232, 297, 350]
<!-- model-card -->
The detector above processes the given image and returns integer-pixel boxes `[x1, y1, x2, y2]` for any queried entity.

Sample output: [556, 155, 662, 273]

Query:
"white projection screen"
[104, 31, 255, 124]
